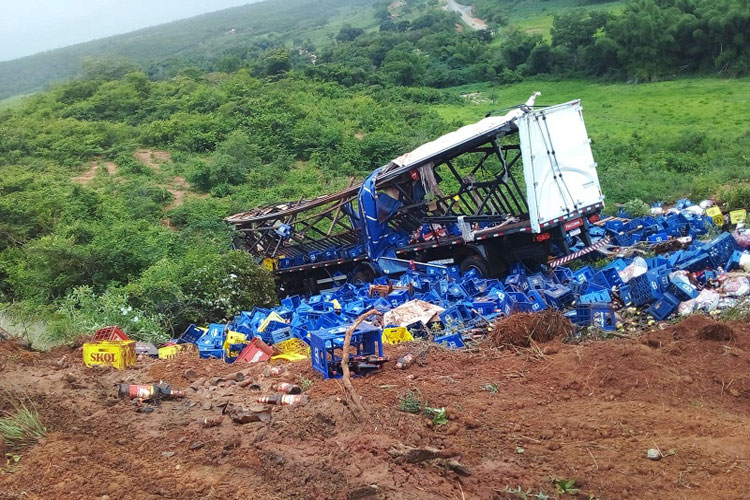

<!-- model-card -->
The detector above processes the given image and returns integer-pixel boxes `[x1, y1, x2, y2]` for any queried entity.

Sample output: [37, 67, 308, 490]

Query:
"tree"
[500, 29, 542, 69]
[81, 57, 140, 80]
[381, 46, 426, 86]
[336, 26, 365, 42]
[260, 49, 291, 76]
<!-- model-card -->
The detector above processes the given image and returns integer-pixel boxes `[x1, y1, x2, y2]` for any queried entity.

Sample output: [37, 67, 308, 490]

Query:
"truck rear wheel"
[459, 256, 490, 278]
[351, 267, 375, 285]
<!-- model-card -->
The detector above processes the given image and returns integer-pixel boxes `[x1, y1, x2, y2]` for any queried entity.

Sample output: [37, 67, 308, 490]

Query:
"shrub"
[719, 185, 750, 211]
[622, 199, 650, 218]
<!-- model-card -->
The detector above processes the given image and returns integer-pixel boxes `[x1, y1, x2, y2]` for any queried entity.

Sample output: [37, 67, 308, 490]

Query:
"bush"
[720, 185, 750, 211]
[124, 250, 277, 336]
[622, 199, 650, 218]
[51, 286, 167, 344]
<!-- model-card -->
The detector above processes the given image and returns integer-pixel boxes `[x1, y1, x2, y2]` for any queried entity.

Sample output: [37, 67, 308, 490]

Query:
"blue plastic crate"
[487, 289, 513, 316]
[372, 297, 392, 313]
[645, 256, 670, 270]
[726, 250, 744, 271]
[647, 266, 671, 293]
[612, 233, 632, 247]
[627, 273, 660, 306]
[434, 333, 465, 349]
[198, 348, 225, 360]
[177, 324, 203, 345]
[310, 323, 383, 379]
[648, 232, 669, 243]
[527, 290, 547, 312]
[572, 266, 595, 284]
[315, 311, 345, 330]
[280, 295, 301, 310]
[551, 266, 573, 284]
[579, 288, 612, 305]
[270, 327, 293, 345]
[668, 277, 698, 301]
[461, 279, 482, 297]
[543, 284, 574, 308]
[388, 289, 411, 307]
[472, 300, 496, 315]
[524, 274, 547, 292]
[507, 291, 533, 313]
[197, 323, 225, 349]
[676, 252, 712, 272]
[504, 272, 525, 288]
[575, 303, 616, 331]
[704, 233, 739, 268]
[647, 292, 681, 320]
[592, 268, 622, 289]
[447, 266, 460, 279]
[620, 284, 633, 305]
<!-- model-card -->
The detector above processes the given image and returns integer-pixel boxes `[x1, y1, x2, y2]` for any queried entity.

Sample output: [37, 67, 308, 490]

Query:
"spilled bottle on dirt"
[395, 353, 416, 369]
[257, 394, 309, 406]
[198, 415, 224, 428]
[263, 366, 285, 377]
[117, 383, 186, 400]
[271, 382, 302, 394]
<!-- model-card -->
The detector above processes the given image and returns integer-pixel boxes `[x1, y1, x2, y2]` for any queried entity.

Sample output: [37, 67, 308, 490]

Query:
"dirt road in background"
[1, 314, 749, 499]
[443, 0, 487, 30]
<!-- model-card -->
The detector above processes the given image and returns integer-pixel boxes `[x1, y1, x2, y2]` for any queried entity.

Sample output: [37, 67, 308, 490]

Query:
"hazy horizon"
[0, 0, 261, 62]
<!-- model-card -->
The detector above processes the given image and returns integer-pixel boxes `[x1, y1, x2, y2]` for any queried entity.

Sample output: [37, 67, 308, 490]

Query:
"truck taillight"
[588, 214, 600, 223]
[535, 232, 551, 242]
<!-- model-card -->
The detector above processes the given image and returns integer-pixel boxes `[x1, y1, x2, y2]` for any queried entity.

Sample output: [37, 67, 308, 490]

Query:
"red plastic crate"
[92, 326, 130, 342]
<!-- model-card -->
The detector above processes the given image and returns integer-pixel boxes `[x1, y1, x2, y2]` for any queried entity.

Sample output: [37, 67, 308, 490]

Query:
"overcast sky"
[0, 0, 260, 62]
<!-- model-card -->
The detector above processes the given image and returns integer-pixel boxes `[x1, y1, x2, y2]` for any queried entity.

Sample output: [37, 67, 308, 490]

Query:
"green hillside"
[0, 0, 379, 100]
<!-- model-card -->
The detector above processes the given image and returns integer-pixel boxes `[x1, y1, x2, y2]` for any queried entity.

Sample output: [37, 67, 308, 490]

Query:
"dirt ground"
[1, 313, 749, 499]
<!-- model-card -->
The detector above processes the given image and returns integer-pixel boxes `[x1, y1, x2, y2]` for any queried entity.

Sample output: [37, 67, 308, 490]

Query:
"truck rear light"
[588, 214, 600, 223]
[534, 232, 551, 242]
[564, 218, 583, 231]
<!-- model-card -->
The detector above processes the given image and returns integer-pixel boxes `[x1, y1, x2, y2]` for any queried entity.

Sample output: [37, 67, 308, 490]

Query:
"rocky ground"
[0, 313, 749, 499]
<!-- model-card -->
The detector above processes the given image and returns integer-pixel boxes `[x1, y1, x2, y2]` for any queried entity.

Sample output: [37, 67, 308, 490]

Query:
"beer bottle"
[271, 382, 302, 394]
[395, 353, 416, 369]
[117, 383, 186, 400]
[263, 366, 285, 377]
[199, 415, 223, 428]
[257, 394, 309, 406]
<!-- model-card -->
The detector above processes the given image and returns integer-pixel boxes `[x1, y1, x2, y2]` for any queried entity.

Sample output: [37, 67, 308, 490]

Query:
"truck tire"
[351, 267, 375, 285]
[459, 256, 490, 278]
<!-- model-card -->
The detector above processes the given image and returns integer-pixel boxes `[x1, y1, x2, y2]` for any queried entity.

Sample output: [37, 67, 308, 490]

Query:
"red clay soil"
[1, 313, 749, 499]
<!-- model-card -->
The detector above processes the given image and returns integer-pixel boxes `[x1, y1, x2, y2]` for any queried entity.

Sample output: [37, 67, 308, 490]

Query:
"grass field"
[436, 77, 750, 141]
[435, 77, 750, 204]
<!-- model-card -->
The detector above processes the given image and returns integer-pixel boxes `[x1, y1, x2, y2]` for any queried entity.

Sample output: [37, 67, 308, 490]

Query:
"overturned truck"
[227, 93, 606, 296]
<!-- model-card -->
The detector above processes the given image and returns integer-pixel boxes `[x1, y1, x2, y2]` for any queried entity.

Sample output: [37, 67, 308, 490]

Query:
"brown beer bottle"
[257, 394, 309, 406]
[395, 353, 416, 369]
[271, 382, 302, 394]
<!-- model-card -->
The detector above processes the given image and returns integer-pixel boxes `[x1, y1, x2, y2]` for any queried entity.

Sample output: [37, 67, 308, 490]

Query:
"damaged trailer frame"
[227, 92, 606, 296]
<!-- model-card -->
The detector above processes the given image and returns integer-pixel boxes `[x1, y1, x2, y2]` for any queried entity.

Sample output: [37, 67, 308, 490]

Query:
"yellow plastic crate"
[261, 257, 277, 272]
[729, 209, 747, 225]
[158, 343, 199, 360]
[273, 337, 311, 357]
[382, 326, 414, 345]
[258, 312, 285, 333]
[83, 340, 136, 369]
[706, 206, 724, 226]
[222, 331, 247, 352]
[271, 352, 308, 363]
